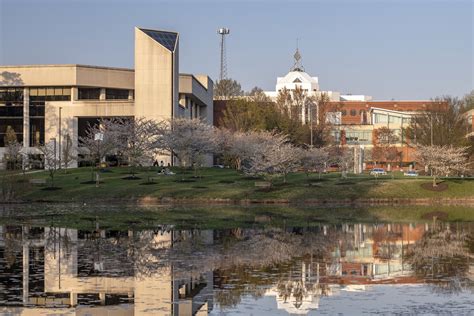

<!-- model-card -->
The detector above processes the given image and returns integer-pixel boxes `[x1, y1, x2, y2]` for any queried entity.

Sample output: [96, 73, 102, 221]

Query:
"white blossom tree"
[330, 146, 354, 178]
[414, 145, 469, 187]
[155, 118, 217, 178]
[244, 131, 302, 183]
[301, 147, 331, 179]
[109, 117, 159, 178]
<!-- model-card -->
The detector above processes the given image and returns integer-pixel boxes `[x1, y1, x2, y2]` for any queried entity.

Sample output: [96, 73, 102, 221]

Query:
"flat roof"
[0, 64, 134, 72]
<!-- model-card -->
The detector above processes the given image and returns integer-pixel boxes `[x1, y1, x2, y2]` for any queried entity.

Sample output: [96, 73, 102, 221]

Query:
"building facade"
[0, 27, 214, 169]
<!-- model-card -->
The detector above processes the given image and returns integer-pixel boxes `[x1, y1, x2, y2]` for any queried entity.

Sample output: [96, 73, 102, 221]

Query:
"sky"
[0, 0, 472, 100]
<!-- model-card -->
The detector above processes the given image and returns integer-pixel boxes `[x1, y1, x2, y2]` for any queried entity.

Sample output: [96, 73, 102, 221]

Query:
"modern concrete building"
[0, 27, 214, 169]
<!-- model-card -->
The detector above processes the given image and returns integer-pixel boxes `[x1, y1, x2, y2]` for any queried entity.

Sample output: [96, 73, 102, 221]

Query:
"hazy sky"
[0, 0, 472, 100]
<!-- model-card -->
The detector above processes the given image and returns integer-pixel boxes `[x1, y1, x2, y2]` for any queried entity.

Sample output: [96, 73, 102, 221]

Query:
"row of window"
[1, 87, 132, 103]
[341, 109, 365, 117]
[30, 87, 71, 101]
[78, 88, 131, 100]
[0, 118, 45, 147]
[0, 88, 24, 103]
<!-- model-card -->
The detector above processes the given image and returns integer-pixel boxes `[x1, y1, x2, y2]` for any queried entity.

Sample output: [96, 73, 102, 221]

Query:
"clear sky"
[0, 0, 472, 100]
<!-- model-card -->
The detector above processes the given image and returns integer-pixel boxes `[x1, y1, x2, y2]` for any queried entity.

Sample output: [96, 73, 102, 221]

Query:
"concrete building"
[0, 27, 214, 169]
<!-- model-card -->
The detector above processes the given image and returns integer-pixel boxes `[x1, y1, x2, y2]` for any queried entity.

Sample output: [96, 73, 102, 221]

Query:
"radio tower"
[217, 28, 230, 81]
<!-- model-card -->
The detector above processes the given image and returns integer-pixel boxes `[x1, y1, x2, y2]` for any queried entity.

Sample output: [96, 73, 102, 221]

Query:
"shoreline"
[2, 196, 474, 207]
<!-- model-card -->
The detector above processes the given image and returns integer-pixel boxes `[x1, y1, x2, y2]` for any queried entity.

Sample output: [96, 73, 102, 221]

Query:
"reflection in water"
[0, 221, 472, 315]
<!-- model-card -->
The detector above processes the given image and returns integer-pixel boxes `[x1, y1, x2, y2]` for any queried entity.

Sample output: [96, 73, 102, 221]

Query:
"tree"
[109, 117, 159, 178]
[37, 140, 59, 188]
[372, 127, 400, 170]
[406, 96, 470, 147]
[214, 78, 244, 100]
[79, 119, 119, 182]
[61, 133, 76, 171]
[301, 147, 331, 179]
[3, 126, 22, 170]
[155, 118, 217, 177]
[246, 86, 271, 102]
[414, 145, 469, 187]
[330, 146, 354, 178]
[462, 90, 474, 112]
[219, 99, 268, 132]
[244, 132, 302, 183]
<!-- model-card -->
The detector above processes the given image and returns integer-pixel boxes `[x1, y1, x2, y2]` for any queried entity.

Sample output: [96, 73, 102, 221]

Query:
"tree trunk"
[432, 174, 437, 187]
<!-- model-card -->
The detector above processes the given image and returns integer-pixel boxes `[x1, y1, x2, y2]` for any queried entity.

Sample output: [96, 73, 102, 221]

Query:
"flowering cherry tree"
[155, 118, 218, 177]
[414, 145, 469, 187]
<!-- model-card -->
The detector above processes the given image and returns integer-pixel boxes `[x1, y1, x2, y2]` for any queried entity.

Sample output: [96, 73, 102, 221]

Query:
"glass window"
[350, 109, 357, 116]
[106, 89, 129, 100]
[29, 87, 70, 101]
[30, 118, 45, 146]
[374, 113, 388, 123]
[78, 88, 101, 100]
[341, 110, 347, 116]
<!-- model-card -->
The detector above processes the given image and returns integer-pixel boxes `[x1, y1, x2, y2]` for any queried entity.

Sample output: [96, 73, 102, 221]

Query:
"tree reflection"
[407, 223, 473, 294]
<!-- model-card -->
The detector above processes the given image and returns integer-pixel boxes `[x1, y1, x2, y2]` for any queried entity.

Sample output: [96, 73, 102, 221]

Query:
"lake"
[0, 209, 473, 315]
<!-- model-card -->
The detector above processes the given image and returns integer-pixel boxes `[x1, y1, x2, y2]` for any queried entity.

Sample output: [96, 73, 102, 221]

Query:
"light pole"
[58, 107, 62, 169]
[50, 137, 57, 170]
[309, 101, 313, 148]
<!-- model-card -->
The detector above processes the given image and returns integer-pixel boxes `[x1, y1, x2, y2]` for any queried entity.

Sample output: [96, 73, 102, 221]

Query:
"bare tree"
[414, 145, 469, 187]
[37, 141, 59, 188]
[61, 133, 76, 172]
[246, 86, 271, 102]
[79, 119, 119, 182]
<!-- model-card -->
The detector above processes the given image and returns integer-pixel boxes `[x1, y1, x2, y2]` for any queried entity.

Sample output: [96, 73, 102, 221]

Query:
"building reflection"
[0, 222, 472, 315]
[0, 226, 213, 315]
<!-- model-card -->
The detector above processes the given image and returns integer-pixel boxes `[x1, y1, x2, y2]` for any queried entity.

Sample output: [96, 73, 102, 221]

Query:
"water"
[0, 220, 472, 315]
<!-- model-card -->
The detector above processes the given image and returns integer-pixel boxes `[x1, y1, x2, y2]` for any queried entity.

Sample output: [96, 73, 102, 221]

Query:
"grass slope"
[5, 167, 474, 203]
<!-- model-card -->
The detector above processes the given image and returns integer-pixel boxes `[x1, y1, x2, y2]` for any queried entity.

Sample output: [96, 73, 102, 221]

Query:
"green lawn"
[4, 166, 474, 203]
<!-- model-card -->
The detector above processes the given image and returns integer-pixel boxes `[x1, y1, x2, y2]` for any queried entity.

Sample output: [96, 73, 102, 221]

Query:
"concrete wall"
[0, 65, 134, 89]
[134, 27, 178, 122]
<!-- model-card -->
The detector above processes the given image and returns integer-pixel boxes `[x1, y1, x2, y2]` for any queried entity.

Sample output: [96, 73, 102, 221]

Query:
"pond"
[0, 213, 473, 315]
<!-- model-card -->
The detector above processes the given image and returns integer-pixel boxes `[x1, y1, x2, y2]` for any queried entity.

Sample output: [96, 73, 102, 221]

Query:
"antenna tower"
[217, 27, 230, 81]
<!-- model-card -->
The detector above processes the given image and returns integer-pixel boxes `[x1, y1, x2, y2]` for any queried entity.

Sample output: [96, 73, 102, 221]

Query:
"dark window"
[106, 89, 129, 100]
[30, 118, 45, 146]
[0, 119, 23, 147]
[0, 106, 23, 117]
[350, 109, 357, 116]
[0, 88, 23, 106]
[78, 88, 101, 100]
[341, 110, 347, 116]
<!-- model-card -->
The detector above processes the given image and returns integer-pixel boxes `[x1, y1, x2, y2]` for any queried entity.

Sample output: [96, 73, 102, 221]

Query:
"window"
[106, 89, 129, 100]
[29, 87, 71, 101]
[341, 110, 347, 116]
[0, 119, 24, 147]
[374, 113, 388, 123]
[78, 88, 101, 100]
[345, 130, 372, 144]
[0, 88, 23, 106]
[350, 109, 357, 116]
[388, 115, 401, 124]
[30, 118, 44, 146]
